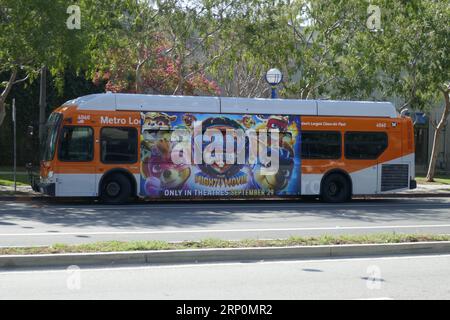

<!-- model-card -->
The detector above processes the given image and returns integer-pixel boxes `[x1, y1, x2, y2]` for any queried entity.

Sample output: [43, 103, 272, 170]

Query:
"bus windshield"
[41, 113, 62, 161]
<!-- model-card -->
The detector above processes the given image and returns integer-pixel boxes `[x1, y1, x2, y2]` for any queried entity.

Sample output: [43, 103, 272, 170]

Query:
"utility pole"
[39, 66, 47, 144]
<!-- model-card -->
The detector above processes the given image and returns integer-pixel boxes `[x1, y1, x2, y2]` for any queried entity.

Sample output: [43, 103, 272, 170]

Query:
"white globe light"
[265, 68, 283, 85]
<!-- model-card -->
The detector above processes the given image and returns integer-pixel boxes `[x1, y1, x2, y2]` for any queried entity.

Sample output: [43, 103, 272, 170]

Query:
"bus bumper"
[410, 179, 417, 190]
[38, 182, 56, 196]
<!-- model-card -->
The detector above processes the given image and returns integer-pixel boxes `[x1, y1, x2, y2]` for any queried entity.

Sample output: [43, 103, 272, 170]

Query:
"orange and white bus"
[35, 93, 416, 203]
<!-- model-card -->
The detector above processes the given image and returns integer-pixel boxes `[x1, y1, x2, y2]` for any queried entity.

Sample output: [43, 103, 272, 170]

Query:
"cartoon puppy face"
[152, 163, 191, 189]
[254, 148, 294, 191]
[141, 130, 171, 160]
[182, 114, 197, 129]
[242, 115, 255, 129]
[142, 155, 191, 195]
[142, 112, 177, 131]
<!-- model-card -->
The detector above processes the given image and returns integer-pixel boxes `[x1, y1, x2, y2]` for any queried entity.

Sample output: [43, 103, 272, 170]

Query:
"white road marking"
[1, 223, 450, 237]
[354, 297, 394, 300]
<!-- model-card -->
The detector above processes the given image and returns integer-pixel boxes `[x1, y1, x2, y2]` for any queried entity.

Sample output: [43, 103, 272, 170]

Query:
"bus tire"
[320, 173, 351, 203]
[100, 173, 132, 204]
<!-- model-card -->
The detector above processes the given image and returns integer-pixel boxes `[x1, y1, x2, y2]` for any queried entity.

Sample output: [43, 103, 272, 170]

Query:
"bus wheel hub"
[329, 183, 338, 195]
[106, 182, 121, 197]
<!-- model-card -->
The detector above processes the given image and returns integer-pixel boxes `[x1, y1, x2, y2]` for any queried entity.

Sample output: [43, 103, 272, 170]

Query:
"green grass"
[0, 174, 30, 186]
[416, 175, 450, 185]
[1, 233, 449, 256]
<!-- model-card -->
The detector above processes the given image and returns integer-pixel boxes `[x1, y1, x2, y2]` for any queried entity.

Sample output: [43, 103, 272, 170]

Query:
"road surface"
[0, 197, 449, 246]
[1, 254, 449, 299]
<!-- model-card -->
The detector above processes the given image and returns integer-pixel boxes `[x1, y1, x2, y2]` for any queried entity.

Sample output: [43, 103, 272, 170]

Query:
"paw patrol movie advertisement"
[140, 112, 301, 198]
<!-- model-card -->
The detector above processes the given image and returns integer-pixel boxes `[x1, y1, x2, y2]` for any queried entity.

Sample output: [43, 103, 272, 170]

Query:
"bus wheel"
[321, 173, 351, 203]
[100, 174, 132, 204]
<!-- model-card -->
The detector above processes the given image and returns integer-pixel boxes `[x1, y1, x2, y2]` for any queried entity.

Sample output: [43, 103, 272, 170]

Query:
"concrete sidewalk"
[400, 183, 450, 195]
[0, 185, 39, 195]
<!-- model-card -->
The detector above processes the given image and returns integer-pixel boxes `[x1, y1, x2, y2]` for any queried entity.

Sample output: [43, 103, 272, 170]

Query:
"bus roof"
[63, 93, 399, 118]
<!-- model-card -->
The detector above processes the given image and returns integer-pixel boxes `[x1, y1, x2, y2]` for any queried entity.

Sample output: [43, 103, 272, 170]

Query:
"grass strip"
[416, 176, 450, 185]
[0, 175, 30, 186]
[1, 233, 450, 256]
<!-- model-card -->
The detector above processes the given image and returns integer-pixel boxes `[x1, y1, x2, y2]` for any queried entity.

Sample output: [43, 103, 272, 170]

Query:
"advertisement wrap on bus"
[33, 93, 417, 203]
[139, 112, 302, 199]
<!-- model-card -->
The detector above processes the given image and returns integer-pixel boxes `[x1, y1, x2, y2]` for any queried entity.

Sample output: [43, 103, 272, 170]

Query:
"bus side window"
[301, 131, 341, 159]
[344, 132, 388, 159]
[58, 126, 94, 162]
[100, 127, 138, 164]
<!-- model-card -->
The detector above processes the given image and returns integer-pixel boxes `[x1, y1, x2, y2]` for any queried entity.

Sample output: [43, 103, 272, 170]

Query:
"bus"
[35, 93, 416, 203]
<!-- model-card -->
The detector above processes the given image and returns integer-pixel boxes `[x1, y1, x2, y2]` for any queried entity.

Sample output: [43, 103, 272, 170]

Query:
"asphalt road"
[0, 197, 450, 246]
[1, 254, 449, 299]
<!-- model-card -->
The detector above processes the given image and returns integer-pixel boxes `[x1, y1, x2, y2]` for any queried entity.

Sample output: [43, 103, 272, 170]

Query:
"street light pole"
[265, 68, 283, 99]
[271, 87, 277, 99]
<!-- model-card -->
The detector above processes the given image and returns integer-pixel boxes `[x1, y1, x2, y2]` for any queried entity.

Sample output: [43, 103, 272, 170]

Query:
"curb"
[1, 241, 450, 270]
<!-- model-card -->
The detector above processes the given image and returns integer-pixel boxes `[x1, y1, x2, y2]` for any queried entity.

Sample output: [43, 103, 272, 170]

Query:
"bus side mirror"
[400, 108, 410, 118]
[27, 125, 34, 137]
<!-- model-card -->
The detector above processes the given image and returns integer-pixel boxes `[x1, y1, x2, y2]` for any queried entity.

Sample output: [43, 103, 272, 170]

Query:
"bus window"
[101, 127, 138, 164]
[301, 131, 341, 159]
[344, 132, 388, 159]
[58, 126, 94, 162]
[41, 113, 62, 161]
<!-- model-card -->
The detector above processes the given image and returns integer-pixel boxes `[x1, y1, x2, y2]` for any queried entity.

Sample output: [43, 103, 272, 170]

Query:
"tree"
[208, 0, 382, 99]
[207, 0, 274, 97]
[90, 0, 223, 96]
[0, 0, 89, 127]
[370, 0, 450, 181]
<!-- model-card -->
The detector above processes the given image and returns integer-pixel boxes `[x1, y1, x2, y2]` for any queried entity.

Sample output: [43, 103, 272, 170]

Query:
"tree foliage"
[88, 0, 222, 95]
[0, 0, 89, 126]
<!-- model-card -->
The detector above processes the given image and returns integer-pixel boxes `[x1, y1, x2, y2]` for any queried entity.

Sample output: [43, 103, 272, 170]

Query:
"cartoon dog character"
[182, 113, 197, 130]
[142, 155, 191, 196]
[241, 115, 256, 129]
[142, 112, 177, 131]
[255, 114, 293, 153]
[141, 112, 177, 157]
[253, 115, 294, 192]
[254, 147, 294, 191]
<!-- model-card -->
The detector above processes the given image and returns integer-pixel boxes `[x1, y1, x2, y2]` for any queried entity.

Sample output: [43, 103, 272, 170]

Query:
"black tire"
[100, 173, 132, 204]
[321, 173, 351, 203]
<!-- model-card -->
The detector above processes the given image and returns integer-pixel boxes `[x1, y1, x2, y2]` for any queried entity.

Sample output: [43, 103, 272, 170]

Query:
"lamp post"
[265, 68, 283, 99]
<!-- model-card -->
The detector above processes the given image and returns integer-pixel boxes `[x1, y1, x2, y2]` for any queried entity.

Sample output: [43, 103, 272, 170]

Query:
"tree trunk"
[0, 69, 18, 127]
[426, 89, 450, 182]
[136, 64, 142, 93]
[426, 125, 443, 181]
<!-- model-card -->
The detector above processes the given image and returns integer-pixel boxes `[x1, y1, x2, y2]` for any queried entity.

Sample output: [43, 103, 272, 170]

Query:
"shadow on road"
[0, 197, 449, 231]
